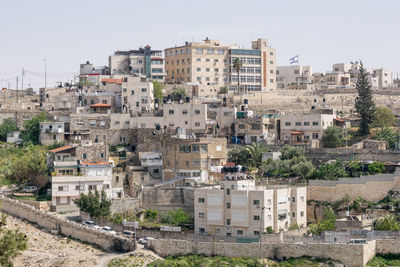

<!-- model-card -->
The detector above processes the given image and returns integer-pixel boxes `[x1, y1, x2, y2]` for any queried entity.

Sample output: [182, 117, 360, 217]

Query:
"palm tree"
[245, 143, 267, 168]
[233, 58, 243, 92]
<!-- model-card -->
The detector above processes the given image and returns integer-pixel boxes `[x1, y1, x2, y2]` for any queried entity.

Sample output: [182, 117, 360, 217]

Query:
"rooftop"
[49, 145, 74, 153]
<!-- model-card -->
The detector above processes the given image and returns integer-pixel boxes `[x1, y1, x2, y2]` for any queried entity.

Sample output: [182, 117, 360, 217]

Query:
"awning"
[290, 131, 304, 135]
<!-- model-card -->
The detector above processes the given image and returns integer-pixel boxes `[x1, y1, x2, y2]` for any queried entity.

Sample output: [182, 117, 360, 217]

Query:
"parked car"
[82, 221, 100, 229]
[101, 226, 116, 235]
[347, 239, 366, 244]
[21, 186, 38, 193]
[138, 237, 155, 245]
[122, 230, 135, 238]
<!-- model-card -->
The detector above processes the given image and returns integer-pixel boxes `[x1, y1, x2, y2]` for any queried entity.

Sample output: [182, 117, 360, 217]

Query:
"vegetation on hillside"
[308, 208, 336, 235]
[368, 254, 400, 266]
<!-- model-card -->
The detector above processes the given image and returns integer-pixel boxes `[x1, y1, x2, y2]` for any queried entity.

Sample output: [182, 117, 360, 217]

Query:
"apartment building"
[234, 115, 276, 144]
[109, 45, 166, 81]
[39, 121, 67, 146]
[228, 38, 276, 92]
[121, 76, 154, 114]
[374, 68, 393, 88]
[312, 72, 352, 90]
[194, 176, 307, 237]
[278, 109, 336, 147]
[276, 66, 312, 90]
[162, 137, 228, 187]
[165, 38, 232, 87]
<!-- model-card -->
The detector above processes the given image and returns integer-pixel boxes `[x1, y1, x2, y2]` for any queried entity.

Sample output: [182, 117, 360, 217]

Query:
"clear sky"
[1, 0, 399, 90]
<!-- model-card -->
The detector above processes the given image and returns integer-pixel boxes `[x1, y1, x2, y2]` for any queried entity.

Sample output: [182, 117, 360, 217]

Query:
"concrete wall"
[111, 198, 140, 213]
[140, 188, 194, 215]
[147, 239, 376, 267]
[1, 197, 135, 252]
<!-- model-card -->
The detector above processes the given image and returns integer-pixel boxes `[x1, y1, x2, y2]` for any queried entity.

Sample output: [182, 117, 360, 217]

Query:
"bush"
[322, 126, 344, 148]
[309, 208, 336, 235]
[74, 189, 111, 219]
[374, 215, 400, 231]
[368, 162, 385, 174]
[160, 208, 191, 225]
[145, 209, 158, 220]
[288, 223, 300, 230]
[266, 226, 274, 234]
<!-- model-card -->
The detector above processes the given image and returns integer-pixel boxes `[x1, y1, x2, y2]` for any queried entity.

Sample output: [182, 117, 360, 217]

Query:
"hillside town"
[2, 2, 400, 266]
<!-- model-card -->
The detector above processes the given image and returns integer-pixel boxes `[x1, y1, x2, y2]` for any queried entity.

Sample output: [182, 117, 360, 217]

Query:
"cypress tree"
[354, 62, 375, 135]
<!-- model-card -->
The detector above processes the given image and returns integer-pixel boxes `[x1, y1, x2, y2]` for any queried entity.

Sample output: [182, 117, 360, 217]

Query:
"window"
[312, 121, 319, 126]
[295, 122, 301, 126]
[206, 68, 210, 72]
[312, 133, 319, 139]
[198, 212, 205, 218]
[253, 215, 260, 221]
[58, 186, 68, 191]
[192, 159, 200, 167]
[131, 90, 135, 95]
[196, 48, 203, 54]
[226, 219, 231, 225]
[267, 199, 271, 205]
[83, 153, 87, 159]
[141, 88, 147, 92]
[300, 211, 304, 217]
[254, 231, 260, 235]
[199, 227, 205, 233]
[217, 48, 224, 55]
[226, 202, 231, 209]
[192, 144, 199, 153]
[207, 48, 214, 54]
[201, 144, 207, 153]
[285, 122, 291, 126]
[196, 67, 201, 72]
[196, 77, 201, 82]
[237, 230, 243, 235]
[253, 200, 260, 206]
[198, 197, 205, 203]
[90, 120, 96, 126]
[179, 144, 191, 153]
[169, 110, 174, 115]
[226, 188, 230, 195]
[270, 61, 274, 64]
[100, 153, 104, 158]
[205, 58, 210, 62]
[292, 197, 296, 202]
[182, 109, 188, 115]
[292, 212, 296, 217]
[89, 185, 97, 191]
[300, 196, 305, 202]
[238, 124, 246, 129]
[304, 122, 310, 126]
[195, 109, 200, 115]
[195, 122, 200, 127]
[196, 58, 201, 62]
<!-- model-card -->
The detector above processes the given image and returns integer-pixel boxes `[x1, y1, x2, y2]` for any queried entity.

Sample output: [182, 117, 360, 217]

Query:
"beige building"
[276, 66, 312, 90]
[194, 178, 307, 237]
[278, 109, 336, 146]
[121, 76, 154, 114]
[165, 37, 276, 93]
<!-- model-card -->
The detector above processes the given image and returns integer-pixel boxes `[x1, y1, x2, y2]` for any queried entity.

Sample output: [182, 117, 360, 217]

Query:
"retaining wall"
[0, 197, 135, 252]
[147, 239, 376, 267]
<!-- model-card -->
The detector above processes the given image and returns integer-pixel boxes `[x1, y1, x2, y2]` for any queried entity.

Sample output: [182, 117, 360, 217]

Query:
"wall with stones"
[147, 239, 376, 267]
[1, 197, 134, 252]
[140, 188, 194, 215]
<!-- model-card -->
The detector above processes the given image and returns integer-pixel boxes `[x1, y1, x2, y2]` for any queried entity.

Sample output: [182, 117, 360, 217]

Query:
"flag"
[290, 55, 299, 65]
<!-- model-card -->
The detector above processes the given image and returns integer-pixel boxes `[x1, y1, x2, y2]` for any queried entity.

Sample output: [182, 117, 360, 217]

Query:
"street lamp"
[43, 58, 47, 88]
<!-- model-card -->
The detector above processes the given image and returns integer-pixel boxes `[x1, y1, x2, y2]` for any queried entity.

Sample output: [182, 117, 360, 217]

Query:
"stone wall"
[147, 239, 376, 267]
[111, 198, 140, 213]
[308, 173, 400, 202]
[376, 239, 400, 254]
[1, 197, 135, 252]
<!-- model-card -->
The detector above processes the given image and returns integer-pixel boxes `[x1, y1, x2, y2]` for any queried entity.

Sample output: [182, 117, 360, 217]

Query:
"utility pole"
[21, 68, 24, 90]
[43, 58, 47, 88]
[16, 76, 18, 103]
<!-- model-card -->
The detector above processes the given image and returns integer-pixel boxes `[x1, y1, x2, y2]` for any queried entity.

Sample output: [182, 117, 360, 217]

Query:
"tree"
[245, 143, 267, 167]
[348, 160, 362, 177]
[4, 145, 48, 188]
[312, 161, 347, 180]
[354, 62, 375, 135]
[171, 87, 187, 100]
[375, 127, 398, 149]
[373, 107, 397, 130]
[309, 208, 336, 235]
[21, 112, 46, 144]
[280, 145, 305, 160]
[74, 189, 111, 219]
[368, 161, 385, 174]
[145, 209, 158, 220]
[0, 118, 18, 142]
[218, 86, 228, 95]
[322, 126, 344, 148]
[0, 211, 28, 267]
[291, 161, 314, 178]
[233, 58, 243, 92]
[153, 81, 163, 104]
[265, 226, 274, 234]
[228, 146, 250, 166]
[374, 215, 400, 231]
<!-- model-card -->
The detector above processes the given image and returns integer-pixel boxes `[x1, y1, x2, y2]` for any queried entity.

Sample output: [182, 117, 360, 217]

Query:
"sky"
[1, 0, 399, 90]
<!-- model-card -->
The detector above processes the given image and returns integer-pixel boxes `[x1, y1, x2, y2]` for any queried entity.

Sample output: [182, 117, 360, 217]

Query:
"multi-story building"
[164, 38, 232, 87]
[121, 76, 154, 114]
[194, 176, 307, 237]
[162, 137, 228, 187]
[109, 46, 166, 81]
[312, 72, 352, 90]
[374, 69, 393, 88]
[228, 38, 276, 92]
[234, 115, 276, 144]
[276, 66, 312, 90]
[39, 121, 68, 146]
[278, 108, 336, 147]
